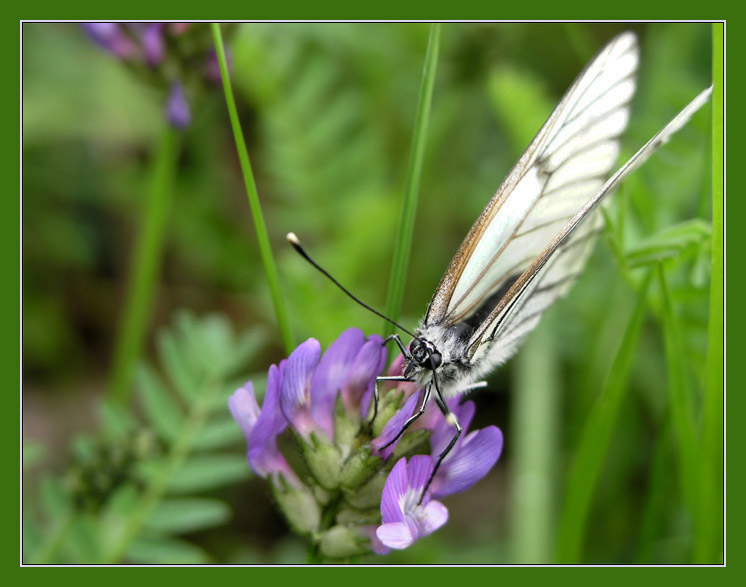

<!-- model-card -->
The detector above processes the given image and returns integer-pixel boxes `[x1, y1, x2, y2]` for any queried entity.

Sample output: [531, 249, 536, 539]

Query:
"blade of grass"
[110, 124, 180, 405]
[556, 271, 652, 563]
[510, 325, 559, 563]
[657, 263, 701, 555]
[695, 23, 724, 564]
[383, 23, 440, 336]
[211, 23, 294, 354]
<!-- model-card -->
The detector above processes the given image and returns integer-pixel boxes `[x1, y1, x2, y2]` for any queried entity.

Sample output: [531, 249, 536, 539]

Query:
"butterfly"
[288, 31, 712, 497]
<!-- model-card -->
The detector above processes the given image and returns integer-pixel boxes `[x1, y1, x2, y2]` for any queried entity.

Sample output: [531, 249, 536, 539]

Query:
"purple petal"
[376, 522, 415, 550]
[371, 391, 420, 460]
[142, 23, 165, 66]
[310, 328, 365, 436]
[248, 364, 289, 477]
[82, 23, 138, 59]
[417, 500, 449, 536]
[430, 400, 475, 456]
[280, 339, 321, 436]
[341, 336, 386, 416]
[228, 382, 260, 440]
[165, 82, 191, 129]
[379, 458, 408, 524]
[432, 426, 503, 498]
[364, 526, 391, 555]
[406, 454, 435, 497]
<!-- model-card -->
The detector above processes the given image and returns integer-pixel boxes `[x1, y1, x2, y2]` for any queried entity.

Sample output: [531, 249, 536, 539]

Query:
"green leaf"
[157, 329, 198, 400]
[136, 364, 183, 442]
[145, 498, 231, 534]
[193, 417, 244, 450]
[65, 513, 103, 563]
[101, 398, 137, 440]
[167, 455, 250, 494]
[127, 535, 210, 564]
[625, 219, 711, 267]
[658, 265, 701, 538]
[556, 272, 652, 563]
[40, 476, 72, 520]
[696, 23, 724, 564]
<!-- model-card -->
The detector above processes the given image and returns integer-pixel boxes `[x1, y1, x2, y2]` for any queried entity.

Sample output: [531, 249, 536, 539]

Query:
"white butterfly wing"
[467, 86, 713, 366]
[425, 32, 638, 328]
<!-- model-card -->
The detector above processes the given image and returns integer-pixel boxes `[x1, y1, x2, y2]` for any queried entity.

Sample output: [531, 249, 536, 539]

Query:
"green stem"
[556, 272, 652, 563]
[695, 23, 724, 564]
[110, 125, 180, 404]
[383, 23, 440, 336]
[510, 326, 559, 563]
[211, 23, 294, 354]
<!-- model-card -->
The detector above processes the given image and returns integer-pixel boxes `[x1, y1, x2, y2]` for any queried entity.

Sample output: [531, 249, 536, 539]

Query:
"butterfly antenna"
[286, 232, 421, 341]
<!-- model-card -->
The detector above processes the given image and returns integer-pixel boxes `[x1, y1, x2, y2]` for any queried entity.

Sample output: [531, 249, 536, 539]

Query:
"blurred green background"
[22, 22, 717, 564]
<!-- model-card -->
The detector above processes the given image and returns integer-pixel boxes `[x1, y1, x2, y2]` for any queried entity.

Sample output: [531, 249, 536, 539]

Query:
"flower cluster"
[229, 328, 503, 560]
[83, 22, 229, 129]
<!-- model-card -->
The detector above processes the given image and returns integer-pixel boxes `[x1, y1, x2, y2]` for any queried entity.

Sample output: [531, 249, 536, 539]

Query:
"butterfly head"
[409, 338, 442, 371]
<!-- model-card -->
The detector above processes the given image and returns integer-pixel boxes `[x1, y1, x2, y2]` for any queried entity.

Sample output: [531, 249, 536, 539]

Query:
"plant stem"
[696, 24, 724, 561]
[211, 23, 294, 354]
[110, 125, 180, 404]
[383, 23, 440, 336]
[511, 326, 558, 563]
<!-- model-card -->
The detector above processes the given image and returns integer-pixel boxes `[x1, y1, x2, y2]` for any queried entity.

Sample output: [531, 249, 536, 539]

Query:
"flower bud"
[300, 432, 342, 490]
[340, 447, 381, 491]
[344, 471, 387, 510]
[318, 525, 369, 559]
[272, 476, 321, 536]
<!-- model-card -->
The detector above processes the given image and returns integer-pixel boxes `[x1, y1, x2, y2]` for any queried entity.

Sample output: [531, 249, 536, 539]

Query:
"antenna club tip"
[286, 232, 301, 246]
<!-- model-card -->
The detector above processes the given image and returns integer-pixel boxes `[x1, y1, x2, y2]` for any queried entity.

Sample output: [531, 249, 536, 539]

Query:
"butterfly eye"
[411, 341, 426, 364]
[428, 351, 442, 370]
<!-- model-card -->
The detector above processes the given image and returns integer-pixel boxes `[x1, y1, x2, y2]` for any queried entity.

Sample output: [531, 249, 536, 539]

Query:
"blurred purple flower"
[205, 48, 227, 85]
[376, 455, 449, 550]
[140, 23, 166, 66]
[166, 82, 191, 129]
[82, 23, 138, 59]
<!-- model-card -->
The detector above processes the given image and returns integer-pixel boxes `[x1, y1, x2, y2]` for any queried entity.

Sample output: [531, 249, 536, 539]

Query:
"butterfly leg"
[370, 375, 412, 425]
[369, 334, 414, 425]
[382, 334, 412, 359]
[420, 375, 462, 504]
[378, 383, 432, 450]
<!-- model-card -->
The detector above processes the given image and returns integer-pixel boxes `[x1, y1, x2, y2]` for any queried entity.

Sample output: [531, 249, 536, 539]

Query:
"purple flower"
[229, 363, 297, 483]
[140, 23, 166, 66]
[371, 391, 421, 460]
[166, 82, 191, 129]
[279, 329, 386, 440]
[82, 23, 138, 59]
[280, 338, 323, 438]
[428, 399, 503, 498]
[376, 455, 449, 550]
[228, 328, 505, 557]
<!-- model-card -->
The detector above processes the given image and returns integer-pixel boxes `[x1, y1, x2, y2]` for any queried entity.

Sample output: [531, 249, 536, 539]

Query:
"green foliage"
[23, 313, 264, 564]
